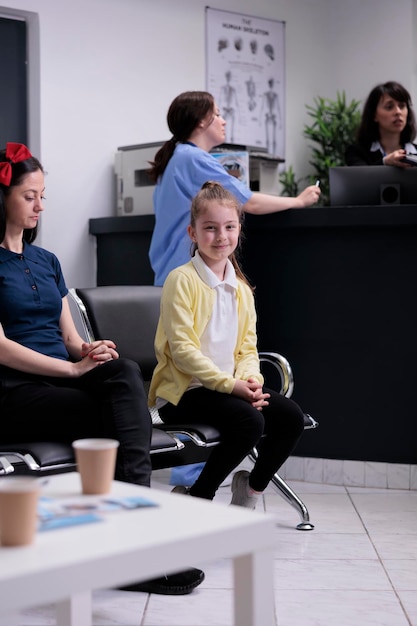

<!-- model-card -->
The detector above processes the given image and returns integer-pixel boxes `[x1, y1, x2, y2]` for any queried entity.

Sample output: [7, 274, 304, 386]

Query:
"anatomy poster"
[205, 7, 285, 157]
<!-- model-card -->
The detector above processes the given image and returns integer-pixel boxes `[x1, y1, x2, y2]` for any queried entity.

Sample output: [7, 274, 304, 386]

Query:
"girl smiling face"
[188, 199, 241, 279]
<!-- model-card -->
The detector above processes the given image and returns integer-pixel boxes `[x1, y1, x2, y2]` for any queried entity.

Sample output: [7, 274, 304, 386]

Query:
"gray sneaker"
[230, 470, 259, 509]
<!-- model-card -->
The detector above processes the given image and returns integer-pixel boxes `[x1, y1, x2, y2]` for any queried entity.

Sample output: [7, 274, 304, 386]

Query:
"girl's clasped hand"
[232, 377, 270, 410]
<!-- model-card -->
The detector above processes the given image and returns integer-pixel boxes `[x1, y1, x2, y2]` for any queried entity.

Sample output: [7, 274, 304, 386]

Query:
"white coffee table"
[0, 472, 276, 626]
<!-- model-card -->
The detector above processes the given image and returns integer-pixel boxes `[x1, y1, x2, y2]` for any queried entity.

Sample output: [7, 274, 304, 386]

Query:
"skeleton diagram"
[259, 78, 282, 155]
[219, 71, 239, 143]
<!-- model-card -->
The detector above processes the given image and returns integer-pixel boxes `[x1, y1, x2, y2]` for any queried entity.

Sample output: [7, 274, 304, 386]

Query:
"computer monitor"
[329, 165, 417, 206]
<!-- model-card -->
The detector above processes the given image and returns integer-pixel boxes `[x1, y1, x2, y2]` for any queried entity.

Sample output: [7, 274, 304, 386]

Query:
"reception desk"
[89, 205, 417, 465]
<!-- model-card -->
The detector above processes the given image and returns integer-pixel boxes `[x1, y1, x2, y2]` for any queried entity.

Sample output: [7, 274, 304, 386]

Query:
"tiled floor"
[21, 465, 417, 626]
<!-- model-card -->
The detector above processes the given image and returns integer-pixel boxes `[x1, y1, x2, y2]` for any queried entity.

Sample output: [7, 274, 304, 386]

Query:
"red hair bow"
[0, 142, 33, 187]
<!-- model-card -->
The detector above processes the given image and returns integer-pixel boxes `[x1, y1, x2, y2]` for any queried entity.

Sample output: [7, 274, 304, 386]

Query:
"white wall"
[0, 0, 416, 287]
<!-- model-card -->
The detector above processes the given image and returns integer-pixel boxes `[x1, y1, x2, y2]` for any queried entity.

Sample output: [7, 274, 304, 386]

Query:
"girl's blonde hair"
[190, 181, 254, 291]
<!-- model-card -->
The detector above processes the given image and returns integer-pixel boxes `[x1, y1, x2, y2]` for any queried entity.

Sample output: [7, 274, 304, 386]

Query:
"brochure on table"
[38, 494, 158, 531]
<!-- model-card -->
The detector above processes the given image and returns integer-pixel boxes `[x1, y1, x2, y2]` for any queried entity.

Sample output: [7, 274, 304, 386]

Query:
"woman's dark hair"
[189, 181, 254, 291]
[0, 148, 44, 244]
[148, 91, 215, 183]
[355, 81, 417, 147]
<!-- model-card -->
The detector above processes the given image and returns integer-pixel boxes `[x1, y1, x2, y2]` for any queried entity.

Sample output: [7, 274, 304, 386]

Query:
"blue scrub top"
[149, 143, 253, 286]
[0, 242, 69, 360]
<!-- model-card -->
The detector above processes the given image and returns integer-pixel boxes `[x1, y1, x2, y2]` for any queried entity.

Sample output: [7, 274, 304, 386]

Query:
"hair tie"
[0, 142, 33, 187]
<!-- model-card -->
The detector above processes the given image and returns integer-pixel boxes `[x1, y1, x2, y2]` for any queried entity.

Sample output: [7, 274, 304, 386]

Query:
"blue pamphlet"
[37, 494, 158, 532]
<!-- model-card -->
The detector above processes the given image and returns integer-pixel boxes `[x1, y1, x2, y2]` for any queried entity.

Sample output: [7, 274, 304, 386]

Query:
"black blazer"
[345, 144, 384, 166]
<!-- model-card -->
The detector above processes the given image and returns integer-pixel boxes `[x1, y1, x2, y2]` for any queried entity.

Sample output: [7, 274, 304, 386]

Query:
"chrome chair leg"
[248, 448, 314, 531]
[269, 471, 314, 531]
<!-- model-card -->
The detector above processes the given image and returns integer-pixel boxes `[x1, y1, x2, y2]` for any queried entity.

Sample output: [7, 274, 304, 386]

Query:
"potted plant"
[280, 91, 362, 205]
[278, 165, 304, 197]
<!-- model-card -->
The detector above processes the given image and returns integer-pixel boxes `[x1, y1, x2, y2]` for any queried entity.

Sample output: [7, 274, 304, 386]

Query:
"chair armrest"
[303, 413, 319, 429]
[258, 351, 294, 398]
[259, 353, 318, 429]
[68, 288, 95, 343]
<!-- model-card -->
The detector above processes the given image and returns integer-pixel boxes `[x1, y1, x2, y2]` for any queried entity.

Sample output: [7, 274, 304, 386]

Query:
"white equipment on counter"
[114, 142, 284, 216]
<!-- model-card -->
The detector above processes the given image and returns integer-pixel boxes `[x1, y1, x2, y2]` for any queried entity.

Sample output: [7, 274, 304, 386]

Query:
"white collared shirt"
[370, 141, 417, 156]
[188, 250, 238, 387]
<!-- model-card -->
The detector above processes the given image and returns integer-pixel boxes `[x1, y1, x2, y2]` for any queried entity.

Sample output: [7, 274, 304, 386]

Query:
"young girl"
[148, 181, 305, 507]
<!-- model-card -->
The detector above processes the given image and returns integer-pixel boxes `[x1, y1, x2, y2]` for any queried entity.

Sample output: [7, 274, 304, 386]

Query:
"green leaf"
[281, 91, 362, 206]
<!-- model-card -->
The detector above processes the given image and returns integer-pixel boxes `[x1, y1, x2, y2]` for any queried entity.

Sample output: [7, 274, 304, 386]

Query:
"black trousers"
[0, 358, 152, 487]
[159, 386, 305, 499]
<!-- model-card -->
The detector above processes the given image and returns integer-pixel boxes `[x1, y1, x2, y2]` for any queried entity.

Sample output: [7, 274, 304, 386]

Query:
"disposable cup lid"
[72, 438, 120, 450]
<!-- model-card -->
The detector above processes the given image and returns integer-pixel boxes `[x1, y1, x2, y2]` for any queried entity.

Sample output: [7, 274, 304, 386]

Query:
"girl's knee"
[245, 410, 265, 441]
